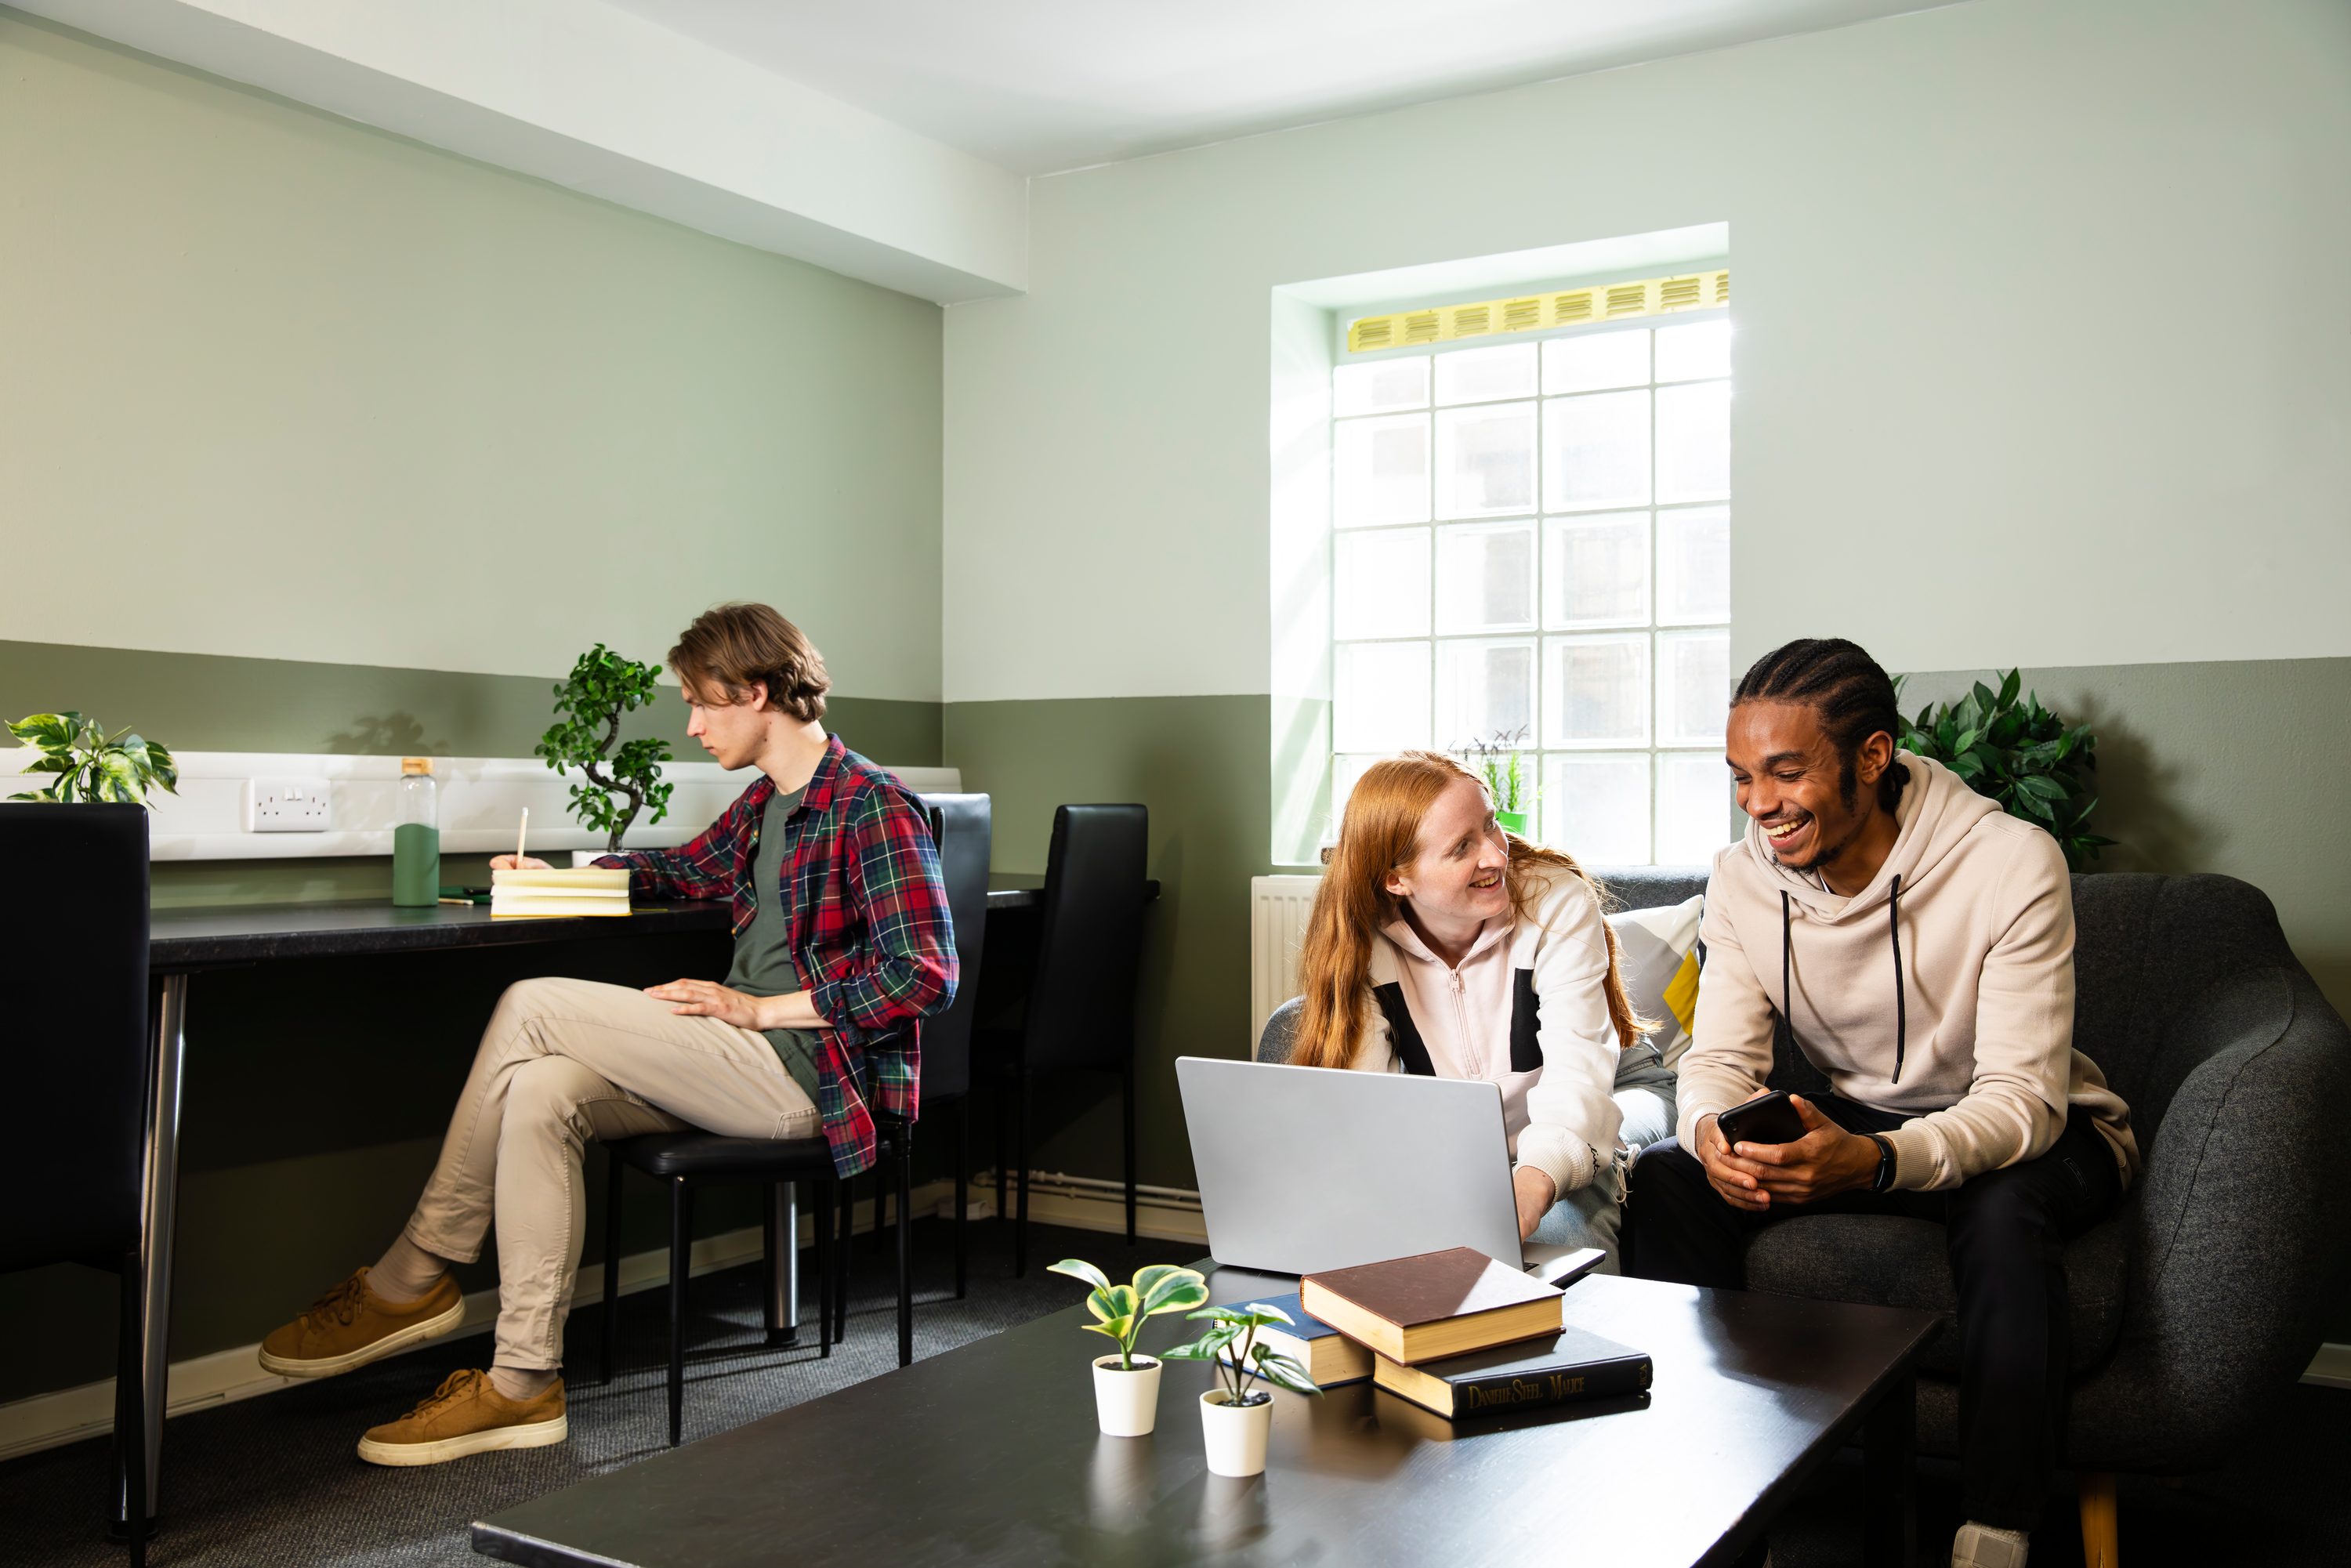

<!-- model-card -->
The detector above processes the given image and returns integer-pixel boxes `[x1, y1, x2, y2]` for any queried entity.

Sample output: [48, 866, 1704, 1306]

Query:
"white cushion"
[1607, 894, 1704, 1069]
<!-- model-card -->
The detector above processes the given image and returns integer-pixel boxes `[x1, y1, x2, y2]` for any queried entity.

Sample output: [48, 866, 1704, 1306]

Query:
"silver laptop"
[1176, 1056, 1588, 1278]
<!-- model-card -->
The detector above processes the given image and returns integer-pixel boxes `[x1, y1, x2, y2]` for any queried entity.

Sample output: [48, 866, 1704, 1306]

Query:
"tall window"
[1329, 290, 1732, 864]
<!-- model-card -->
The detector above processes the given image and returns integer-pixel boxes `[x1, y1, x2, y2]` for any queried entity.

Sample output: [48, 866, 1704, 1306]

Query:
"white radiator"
[1249, 875, 1324, 1048]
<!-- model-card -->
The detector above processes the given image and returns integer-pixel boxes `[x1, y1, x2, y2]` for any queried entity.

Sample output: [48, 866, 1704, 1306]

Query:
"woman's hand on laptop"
[1512, 1166, 1556, 1240]
[646, 980, 828, 1034]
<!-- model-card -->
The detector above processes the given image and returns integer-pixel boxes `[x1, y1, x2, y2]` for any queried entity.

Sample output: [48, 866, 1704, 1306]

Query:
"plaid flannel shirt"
[598, 736, 956, 1177]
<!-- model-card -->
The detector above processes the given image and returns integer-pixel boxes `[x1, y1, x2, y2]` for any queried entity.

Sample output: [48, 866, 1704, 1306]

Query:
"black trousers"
[1625, 1098, 2118, 1532]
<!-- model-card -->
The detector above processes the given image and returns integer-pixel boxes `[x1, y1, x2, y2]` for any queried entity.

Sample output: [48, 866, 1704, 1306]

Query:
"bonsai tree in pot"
[1161, 1301, 1323, 1477]
[534, 645, 675, 857]
[1048, 1258, 1208, 1436]
[7, 713, 178, 806]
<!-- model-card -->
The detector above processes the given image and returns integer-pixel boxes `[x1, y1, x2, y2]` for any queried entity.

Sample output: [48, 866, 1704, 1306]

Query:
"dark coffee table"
[473, 1264, 1940, 1567]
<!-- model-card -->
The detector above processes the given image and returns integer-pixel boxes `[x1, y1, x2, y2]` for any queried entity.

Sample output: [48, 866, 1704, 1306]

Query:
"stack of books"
[490, 866, 632, 919]
[1277, 1246, 1650, 1419]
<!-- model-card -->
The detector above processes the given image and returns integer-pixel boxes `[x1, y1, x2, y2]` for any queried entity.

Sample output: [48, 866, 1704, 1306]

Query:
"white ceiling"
[603, 0, 1958, 175]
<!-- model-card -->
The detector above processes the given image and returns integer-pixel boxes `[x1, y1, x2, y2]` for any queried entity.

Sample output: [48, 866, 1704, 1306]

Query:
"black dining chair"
[847, 794, 989, 1301]
[976, 803, 1150, 1276]
[0, 803, 152, 1565]
[600, 793, 984, 1442]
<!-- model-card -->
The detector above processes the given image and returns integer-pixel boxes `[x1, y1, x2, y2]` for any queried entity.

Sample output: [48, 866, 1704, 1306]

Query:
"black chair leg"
[601, 1147, 625, 1385]
[1122, 1063, 1138, 1246]
[835, 1178, 854, 1344]
[668, 1179, 693, 1448]
[871, 1168, 888, 1254]
[894, 1131, 915, 1368]
[763, 1181, 798, 1348]
[954, 1095, 969, 1301]
[116, 1251, 146, 1568]
[994, 1082, 1008, 1227]
[813, 1179, 832, 1360]
[1015, 1070, 1032, 1277]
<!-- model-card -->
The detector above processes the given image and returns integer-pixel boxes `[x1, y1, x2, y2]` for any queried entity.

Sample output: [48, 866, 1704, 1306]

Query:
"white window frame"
[1327, 301, 1732, 866]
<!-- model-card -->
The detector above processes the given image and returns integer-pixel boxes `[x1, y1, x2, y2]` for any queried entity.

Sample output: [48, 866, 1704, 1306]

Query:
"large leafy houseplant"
[1893, 670, 2116, 871]
[534, 646, 675, 853]
[7, 713, 179, 806]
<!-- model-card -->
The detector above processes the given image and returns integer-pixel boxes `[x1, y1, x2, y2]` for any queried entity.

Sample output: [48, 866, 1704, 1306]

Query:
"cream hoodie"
[1676, 751, 2139, 1191]
[1348, 869, 1625, 1197]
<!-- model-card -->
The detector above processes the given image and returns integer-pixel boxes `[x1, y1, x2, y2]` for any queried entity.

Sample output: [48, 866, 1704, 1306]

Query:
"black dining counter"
[148, 886, 1055, 970]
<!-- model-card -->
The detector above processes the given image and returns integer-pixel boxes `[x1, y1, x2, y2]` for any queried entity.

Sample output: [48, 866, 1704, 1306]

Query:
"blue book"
[1216, 1291, 1374, 1386]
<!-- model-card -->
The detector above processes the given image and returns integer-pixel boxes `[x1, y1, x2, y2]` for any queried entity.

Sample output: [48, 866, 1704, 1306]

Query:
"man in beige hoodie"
[1626, 639, 2137, 1568]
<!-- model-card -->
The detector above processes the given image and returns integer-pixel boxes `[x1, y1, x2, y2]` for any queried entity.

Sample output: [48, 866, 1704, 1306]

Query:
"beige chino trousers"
[401, 976, 820, 1370]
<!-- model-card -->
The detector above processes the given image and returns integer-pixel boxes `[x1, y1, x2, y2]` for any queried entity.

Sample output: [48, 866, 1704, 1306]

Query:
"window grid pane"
[1329, 308, 1730, 864]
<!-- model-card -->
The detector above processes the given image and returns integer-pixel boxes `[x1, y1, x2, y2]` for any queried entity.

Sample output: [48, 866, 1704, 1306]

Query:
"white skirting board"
[0, 749, 961, 860]
[0, 1168, 1201, 1465]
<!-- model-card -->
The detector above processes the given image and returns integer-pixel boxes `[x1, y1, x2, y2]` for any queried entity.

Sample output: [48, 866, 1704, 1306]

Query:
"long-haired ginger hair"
[1290, 750, 1647, 1070]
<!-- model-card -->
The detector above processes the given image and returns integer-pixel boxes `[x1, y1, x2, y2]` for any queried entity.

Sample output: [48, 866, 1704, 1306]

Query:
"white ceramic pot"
[1091, 1355, 1163, 1436]
[571, 849, 613, 867]
[1198, 1388, 1275, 1477]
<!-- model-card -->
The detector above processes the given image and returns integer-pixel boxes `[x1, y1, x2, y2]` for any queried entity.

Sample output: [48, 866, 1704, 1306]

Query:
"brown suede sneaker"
[257, 1267, 465, 1379]
[356, 1369, 567, 1467]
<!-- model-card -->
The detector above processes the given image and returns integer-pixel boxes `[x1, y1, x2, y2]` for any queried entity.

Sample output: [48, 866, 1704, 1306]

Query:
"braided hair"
[1732, 638, 1907, 813]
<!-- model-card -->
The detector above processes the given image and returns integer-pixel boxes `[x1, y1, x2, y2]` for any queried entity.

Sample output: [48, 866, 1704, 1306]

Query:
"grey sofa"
[1255, 870, 2351, 1481]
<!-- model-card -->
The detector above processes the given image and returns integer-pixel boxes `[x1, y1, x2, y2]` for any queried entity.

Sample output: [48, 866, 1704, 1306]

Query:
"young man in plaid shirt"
[257, 603, 957, 1465]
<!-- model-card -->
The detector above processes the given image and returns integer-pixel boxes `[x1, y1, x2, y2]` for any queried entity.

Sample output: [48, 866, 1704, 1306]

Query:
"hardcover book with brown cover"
[1299, 1247, 1563, 1364]
[1372, 1325, 1652, 1419]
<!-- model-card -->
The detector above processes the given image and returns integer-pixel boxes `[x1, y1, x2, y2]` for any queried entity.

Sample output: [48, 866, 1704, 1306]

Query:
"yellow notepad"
[491, 867, 632, 918]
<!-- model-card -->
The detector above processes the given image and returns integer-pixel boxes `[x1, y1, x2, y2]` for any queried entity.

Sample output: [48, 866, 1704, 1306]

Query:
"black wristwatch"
[1867, 1134, 1896, 1193]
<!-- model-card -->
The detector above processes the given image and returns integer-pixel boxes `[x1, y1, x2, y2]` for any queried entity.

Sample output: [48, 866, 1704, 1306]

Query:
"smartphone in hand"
[1715, 1091, 1809, 1147]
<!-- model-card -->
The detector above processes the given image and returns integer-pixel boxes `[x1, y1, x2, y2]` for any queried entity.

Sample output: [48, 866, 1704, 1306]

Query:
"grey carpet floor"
[1, 1218, 1203, 1567]
[4, 1217, 2341, 1566]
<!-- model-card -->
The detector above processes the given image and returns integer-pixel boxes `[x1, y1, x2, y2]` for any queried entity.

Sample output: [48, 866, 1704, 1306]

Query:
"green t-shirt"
[723, 784, 823, 1101]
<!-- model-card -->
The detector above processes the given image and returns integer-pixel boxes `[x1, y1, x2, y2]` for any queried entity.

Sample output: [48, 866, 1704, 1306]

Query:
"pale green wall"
[0, 10, 947, 1406]
[943, 694, 1271, 1190]
[1903, 658, 2351, 1018]
[0, 9, 944, 701]
[944, 0, 2351, 704]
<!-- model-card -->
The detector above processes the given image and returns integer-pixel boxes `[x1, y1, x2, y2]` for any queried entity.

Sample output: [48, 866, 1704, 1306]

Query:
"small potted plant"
[7, 713, 178, 806]
[1161, 1302, 1322, 1477]
[534, 645, 675, 862]
[1048, 1259, 1208, 1436]
[1460, 726, 1535, 836]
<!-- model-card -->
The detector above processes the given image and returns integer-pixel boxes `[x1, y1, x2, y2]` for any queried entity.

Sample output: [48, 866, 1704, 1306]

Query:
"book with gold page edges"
[1299, 1246, 1563, 1364]
[491, 867, 631, 918]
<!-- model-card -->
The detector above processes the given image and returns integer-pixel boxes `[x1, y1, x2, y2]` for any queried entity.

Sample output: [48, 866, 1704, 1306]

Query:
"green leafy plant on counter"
[1893, 669, 2117, 871]
[6, 713, 179, 806]
[1048, 1259, 1209, 1370]
[1161, 1302, 1324, 1407]
[535, 645, 675, 853]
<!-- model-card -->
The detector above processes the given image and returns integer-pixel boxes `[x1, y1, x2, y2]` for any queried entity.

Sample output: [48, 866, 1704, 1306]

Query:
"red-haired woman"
[1286, 750, 1675, 1269]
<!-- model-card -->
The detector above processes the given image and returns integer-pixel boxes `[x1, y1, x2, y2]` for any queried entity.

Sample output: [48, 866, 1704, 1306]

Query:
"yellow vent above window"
[1346, 268, 1729, 353]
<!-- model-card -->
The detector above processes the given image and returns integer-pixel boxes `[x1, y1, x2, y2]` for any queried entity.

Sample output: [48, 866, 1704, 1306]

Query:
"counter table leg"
[114, 973, 187, 1537]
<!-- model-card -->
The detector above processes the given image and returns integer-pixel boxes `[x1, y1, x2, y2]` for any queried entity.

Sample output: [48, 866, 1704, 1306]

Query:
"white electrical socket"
[244, 777, 334, 831]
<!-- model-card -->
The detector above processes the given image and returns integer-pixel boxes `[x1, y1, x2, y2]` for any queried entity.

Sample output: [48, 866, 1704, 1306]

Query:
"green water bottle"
[393, 757, 440, 907]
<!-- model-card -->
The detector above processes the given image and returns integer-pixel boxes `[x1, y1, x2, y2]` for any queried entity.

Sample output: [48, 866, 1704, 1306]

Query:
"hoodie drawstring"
[1782, 879, 1909, 1085]
[1780, 889, 1793, 1031]
[1889, 872, 1907, 1085]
